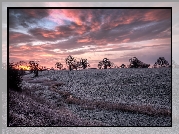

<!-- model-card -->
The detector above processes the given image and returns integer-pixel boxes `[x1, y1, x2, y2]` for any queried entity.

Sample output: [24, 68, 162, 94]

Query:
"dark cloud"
[56, 9, 171, 47]
[48, 37, 82, 50]
[128, 20, 171, 42]
[9, 9, 49, 29]
[20, 21, 29, 28]
[27, 21, 92, 42]
[96, 43, 170, 52]
[9, 31, 35, 45]
[88, 19, 171, 46]
[9, 13, 18, 28]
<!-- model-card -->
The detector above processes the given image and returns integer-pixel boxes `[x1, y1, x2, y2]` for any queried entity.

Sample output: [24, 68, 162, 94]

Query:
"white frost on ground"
[20, 68, 171, 126]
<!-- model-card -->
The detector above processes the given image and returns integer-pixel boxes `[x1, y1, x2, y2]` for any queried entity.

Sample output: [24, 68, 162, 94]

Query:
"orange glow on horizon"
[18, 65, 30, 70]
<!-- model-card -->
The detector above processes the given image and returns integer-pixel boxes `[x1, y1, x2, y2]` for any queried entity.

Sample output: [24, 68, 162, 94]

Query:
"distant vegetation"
[98, 58, 114, 69]
[152, 57, 170, 68]
[7, 56, 172, 76]
[65, 55, 79, 71]
[65, 55, 90, 71]
[128, 57, 150, 68]
[80, 58, 90, 69]
[55, 62, 63, 70]
[119, 64, 126, 68]
[28, 61, 40, 77]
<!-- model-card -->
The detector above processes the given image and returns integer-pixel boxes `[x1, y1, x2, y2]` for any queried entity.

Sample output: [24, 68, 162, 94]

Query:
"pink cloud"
[77, 38, 91, 43]
[143, 9, 171, 22]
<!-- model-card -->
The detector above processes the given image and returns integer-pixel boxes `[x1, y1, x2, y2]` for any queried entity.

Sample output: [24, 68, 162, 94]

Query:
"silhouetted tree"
[98, 61, 103, 69]
[120, 64, 126, 68]
[50, 67, 54, 70]
[43, 66, 47, 70]
[128, 57, 150, 68]
[98, 58, 113, 69]
[16, 61, 28, 75]
[28, 61, 39, 77]
[55, 62, 63, 70]
[38, 66, 44, 72]
[65, 55, 77, 71]
[9, 62, 22, 91]
[16, 61, 27, 69]
[41, 66, 47, 71]
[103, 58, 110, 69]
[153, 57, 169, 68]
[80, 58, 90, 69]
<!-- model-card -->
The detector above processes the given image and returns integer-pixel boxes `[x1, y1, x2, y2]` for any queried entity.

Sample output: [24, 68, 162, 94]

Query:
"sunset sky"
[9, 8, 171, 68]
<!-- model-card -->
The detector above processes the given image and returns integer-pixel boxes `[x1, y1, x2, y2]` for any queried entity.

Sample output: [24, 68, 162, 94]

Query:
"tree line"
[7, 55, 171, 92]
[8, 55, 171, 77]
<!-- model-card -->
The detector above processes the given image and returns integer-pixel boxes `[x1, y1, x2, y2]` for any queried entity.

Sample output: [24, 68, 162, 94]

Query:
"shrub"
[9, 62, 22, 92]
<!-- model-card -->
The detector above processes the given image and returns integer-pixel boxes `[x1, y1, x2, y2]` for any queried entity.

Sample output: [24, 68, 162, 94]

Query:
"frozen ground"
[12, 68, 171, 126]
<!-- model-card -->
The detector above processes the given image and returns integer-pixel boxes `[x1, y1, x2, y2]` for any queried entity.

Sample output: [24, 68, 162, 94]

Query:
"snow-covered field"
[20, 68, 171, 126]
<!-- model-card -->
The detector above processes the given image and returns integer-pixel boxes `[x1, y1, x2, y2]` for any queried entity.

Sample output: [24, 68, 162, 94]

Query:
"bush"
[9, 63, 22, 92]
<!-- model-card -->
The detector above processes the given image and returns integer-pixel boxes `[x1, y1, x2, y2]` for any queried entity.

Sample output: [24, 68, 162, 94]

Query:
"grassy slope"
[8, 68, 171, 126]
[8, 88, 106, 126]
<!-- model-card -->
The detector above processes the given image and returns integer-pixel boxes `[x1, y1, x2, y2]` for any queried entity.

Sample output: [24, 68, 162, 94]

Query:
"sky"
[8, 7, 172, 69]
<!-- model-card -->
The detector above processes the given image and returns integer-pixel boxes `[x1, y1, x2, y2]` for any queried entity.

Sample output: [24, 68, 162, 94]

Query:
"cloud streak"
[9, 8, 171, 68]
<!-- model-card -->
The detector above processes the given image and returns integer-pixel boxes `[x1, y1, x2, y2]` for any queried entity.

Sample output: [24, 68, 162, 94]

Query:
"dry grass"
[8, 89, 106, 126]
[49, 86, 171, 117]
[9, 69, 171, 126]
[8, 86, 171, 126]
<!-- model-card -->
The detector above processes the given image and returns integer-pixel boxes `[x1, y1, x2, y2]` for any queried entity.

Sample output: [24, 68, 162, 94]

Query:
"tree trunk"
[34, 70, 38, 77]
[104, 65, 107, 69]
[69, 65, 72, 71]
